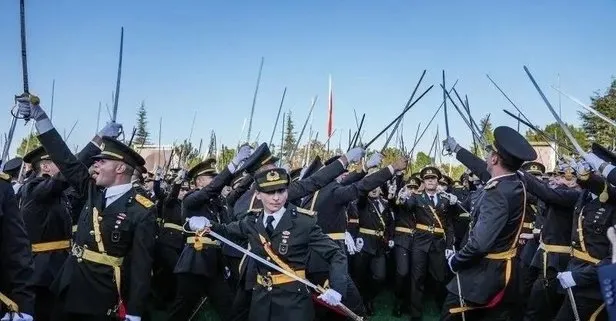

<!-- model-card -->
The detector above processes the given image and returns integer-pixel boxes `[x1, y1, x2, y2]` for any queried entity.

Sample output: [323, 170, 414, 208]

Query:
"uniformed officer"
[400, 165, 458, 321]
[19, 122, 120, 321]
[188, 167, 348, 321]
[1, 157, 23, 193]
[168, 151, 250, 321]
[441, 126, 537, 321]
[17, 96, 157, 321]
[0, 171, 35, 321]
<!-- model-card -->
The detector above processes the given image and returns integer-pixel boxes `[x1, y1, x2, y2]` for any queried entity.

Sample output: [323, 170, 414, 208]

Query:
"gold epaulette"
[484, 180, 499, 190]
[135, 194, 154, 208]
[295, 207, 316, 216]
[0, 172, 9, 182]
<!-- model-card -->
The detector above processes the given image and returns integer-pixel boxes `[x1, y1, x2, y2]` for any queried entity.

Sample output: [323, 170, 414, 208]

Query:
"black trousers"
[225, 255, 242, 291]
[553, 295, 607, 321]
[410, 245, 447, 319]
[523, 268, 563, 321]
[440, 292, 512, 321]
[308, 271, 366, 320]
[229, 288, 252, 321]
[34, 286, 55, 321]
[394, 246, 412, 304]
[167, 273, 233, 321]
[151, 244, 180, 308]
[353, 251, 386, 304]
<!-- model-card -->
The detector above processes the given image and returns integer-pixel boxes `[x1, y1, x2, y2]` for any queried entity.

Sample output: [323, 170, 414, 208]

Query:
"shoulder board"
[135, 194, 154, 208]
[484, 180, 499, 190]
[0, 172, 9, 182]
[295, 207, 316, 216]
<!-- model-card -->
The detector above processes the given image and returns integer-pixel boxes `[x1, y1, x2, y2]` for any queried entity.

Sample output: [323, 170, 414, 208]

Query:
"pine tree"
[16, 132, 41, 156]
[471, 115, 495, 155]
[282, 111, 296, 163]
[579, 79, 616, 149]
[134, 101, 150, 146]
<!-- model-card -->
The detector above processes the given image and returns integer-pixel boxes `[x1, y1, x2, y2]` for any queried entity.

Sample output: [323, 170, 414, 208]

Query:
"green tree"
[382, 147, 404, 167]
[471, 114, 494, 155]
[282, 111, 296, 163]
[173, 139, 200, 169]
[412, 151, 432, 173]
[579, 79, 616, 149]
[134, 101, 150, 146]
[525, 122, 589, 156]
[16, 132, 41, 156]
[218, 145, 236, 170]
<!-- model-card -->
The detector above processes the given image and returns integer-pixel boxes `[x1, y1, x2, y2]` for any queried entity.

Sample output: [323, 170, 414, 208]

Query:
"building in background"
[530, 141, 557, 172]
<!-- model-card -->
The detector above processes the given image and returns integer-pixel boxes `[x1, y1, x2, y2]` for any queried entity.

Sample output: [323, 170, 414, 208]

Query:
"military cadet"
[19, 122, 122, 321]
[353, 174, 395, 315]
[188, 167, 348, 321]
[441, 126, 537, 321]
[451, 174, 471, 251]
[2, 157, 23, 193]
[168, 150, 251, 321]
[302, 153, 407, 320]
[17, 95, 156, 321]
[399, 165, 457, 321]
[228, 143, 365, 321]
[391, 175, 421, 317]
[0, 170, 35, 321]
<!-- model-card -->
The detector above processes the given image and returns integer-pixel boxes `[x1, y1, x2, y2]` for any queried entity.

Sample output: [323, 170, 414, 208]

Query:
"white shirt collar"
[105, 183, 133, 206]
[262, 206, 286, 229]
[486, 173, 515, 185]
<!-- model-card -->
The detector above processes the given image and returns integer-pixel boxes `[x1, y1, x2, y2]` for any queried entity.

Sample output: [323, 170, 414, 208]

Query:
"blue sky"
[1, 0, 614, 158]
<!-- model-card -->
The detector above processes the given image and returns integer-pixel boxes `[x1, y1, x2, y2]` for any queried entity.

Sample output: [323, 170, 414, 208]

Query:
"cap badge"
[266, 170, 280, 182]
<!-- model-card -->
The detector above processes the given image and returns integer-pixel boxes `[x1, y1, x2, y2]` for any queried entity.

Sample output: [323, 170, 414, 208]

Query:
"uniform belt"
[71, 245, 124, 267]
[523, 222, 534, 229]
[327, 233, 345, 240]
[0, 292, 18, 313]
[485, 248, 517, 260]
[394, 227, 414, 234]
[415, 224, 444, 235]
[539, 242, 571, 254]
[348, 219, 359, 224]
[186, 236, 220, 250]
[163, 223, 184, 232]
[32, 240, 71, 253]
[359, 228, 384, 237]
[256, 270, 306, 287]
[572, 248, 600, 264]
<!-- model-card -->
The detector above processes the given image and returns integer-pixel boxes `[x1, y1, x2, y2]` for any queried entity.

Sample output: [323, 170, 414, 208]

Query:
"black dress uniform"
[209, 168, 348, 321]
[169, 159, 234, 321]
[229, 145, 348, 321]
[37, 130, 157, 321]
[354, 189, 394, 314]
[598, 263, 616, 320]
[19, 143, 100, 321]
[301, 159, 395, 319]
[0, 172, 35, 317]
[442, 126, 537, 321]
[522, 173, 575, 320]
[405, 166, 457, 321]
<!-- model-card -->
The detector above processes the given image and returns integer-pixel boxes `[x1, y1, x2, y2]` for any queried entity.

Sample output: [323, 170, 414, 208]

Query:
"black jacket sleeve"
[332, 167, 393, 204]
[456, 147, 490, 183]
[288, 160, 345, 200]
[0, 180, 35, 315]
[182, 168, 233, 210]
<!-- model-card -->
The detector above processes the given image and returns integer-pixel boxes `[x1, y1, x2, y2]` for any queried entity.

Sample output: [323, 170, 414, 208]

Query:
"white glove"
[344, 232, 357, 255]
[557, 271, 576, 289]
[98, 122, 123, 138]
[188, 216, 211, 231]
[174, 169, 187, 184]
[442, 137, 460, 153]
[125, 316, 141, 321]
[388, 240, 394, 248]
[445, 249, 455, 260]
[318, 289, 342, 306]
[16, 95, 47, 121]
[519, 233, 534, 240]
[575, 160, 592, 175]
[441, 192, 458, 204]
[583, 153, 604, 171]
[397, 187, 410, 201]
[233, 145, 253, 166]
[345, 147, 366, 163]
[1, 313, 33, 321]
[355, 238, 364, 252]
[366, 152, 383, 169]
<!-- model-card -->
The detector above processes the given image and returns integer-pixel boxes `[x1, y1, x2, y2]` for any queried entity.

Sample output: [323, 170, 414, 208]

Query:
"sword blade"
[552, 86, 616, 128]
[523, 66, 585, 155]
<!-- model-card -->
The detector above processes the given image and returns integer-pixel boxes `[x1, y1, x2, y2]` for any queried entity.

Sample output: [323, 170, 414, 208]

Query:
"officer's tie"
[429, 195, 436, 207]
[265, 215, 275, 237]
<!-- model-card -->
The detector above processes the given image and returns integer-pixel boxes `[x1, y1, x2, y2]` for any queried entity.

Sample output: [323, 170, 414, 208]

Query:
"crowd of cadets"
[1, 94, 616, 321]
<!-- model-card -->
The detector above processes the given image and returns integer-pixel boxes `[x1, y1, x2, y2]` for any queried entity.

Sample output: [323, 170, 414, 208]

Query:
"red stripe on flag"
[327, 76, 333, 137]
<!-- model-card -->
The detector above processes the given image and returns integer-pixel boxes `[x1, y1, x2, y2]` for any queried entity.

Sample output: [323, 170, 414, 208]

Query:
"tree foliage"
[173, 139, 200, 169]
[282, 111, 296, 163]
[471, 114, 494, 155]
[218, 145, 236, 170]
[525, 122, 589, 156]
[134, 101, 150, 146]
[16, 132, 41, 157]
[579, 79, 616, 149]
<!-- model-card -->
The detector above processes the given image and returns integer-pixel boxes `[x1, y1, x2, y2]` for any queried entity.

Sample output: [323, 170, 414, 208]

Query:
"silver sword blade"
[552, 86, 616, 128]
[567, 288, 580, 321]
[523, 66, 585, 156]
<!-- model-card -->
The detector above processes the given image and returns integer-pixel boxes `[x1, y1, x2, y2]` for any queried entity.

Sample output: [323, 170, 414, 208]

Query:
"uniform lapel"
[103, 189, 132, 216]
[271, 208, 294, 239]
